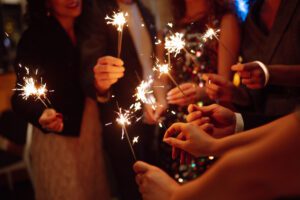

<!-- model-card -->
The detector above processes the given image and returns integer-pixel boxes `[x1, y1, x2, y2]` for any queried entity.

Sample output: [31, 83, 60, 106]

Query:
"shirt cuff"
[234, 112, 244, 133]
[254, 61, 270, 86]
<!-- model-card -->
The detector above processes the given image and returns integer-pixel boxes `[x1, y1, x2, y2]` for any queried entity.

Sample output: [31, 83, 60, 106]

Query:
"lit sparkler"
[105, 11, 128, 58]
[153, 59, 186, 97]
[116, 107, 137, 161]
[165, 32, 186, 57]
[14, 66, 52, 107]
[134, 76, 157, 110]
[201, 27, 220, 42]
[132, 136, 139, 145]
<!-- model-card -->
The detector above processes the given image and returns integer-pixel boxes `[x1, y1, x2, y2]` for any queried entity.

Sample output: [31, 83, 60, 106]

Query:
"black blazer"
[240, 0, 300, 126]
[11, 17, 85, 136]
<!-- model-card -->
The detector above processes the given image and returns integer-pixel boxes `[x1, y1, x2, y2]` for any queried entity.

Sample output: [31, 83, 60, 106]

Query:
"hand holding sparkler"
[39, 109, 63, 133]
[105, 11, 128, 58]
[167, 82, 202, 106]
[94, 56, 125, 95]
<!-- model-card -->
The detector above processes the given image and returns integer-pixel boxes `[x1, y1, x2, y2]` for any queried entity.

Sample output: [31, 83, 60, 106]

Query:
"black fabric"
[79, 1, 156, 199]
[240, 0, 300, 128]
[11, 17, 85, 137]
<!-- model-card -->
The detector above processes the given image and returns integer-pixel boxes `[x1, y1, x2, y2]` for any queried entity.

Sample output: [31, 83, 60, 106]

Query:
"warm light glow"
[105, 12, 128, 32]
[165, 32, 186, 56]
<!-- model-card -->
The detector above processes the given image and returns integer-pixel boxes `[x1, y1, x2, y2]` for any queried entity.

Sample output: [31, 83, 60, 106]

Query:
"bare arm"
[218, 14, 240, 80]
[172, 113, 300, 200]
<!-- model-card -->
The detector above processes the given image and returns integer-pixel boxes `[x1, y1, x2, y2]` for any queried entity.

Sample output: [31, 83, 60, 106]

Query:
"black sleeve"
[11, 29, 49, 133]
[242, 112, 279, 130]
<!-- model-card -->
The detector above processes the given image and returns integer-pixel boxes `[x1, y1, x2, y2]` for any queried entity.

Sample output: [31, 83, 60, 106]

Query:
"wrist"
[253, 61, 270, 86]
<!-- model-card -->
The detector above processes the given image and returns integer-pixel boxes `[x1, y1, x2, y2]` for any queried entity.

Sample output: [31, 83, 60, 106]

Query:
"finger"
[39, 114, 58, 126]
[94, 65, 125, 73]
[187, 104, 200, 113]
[167, 83, 194, 96]
[133, 161, 152, 174]
[205, 82, 220, 92]
[97, 56, 124, 66]
[190, 117, 210, 126]
[163, 137, 186, 150]
[45, 120, 62, 131]
[231, 62, 256, 72]
[164, 123, 186, 139]
[246, 84, 263, 89]
[200, 123, 214, 133]
[186, 111, 202, 123]
[168, 96, 195, 106]
[58, 122, 64, 132]
[186, 154, 192, 165]
[205, 87, 218, 100]
[167, 87, 196, 101]
[172, 132, 184, 160]
[135, 174, 143, 185]
[180, 150, 185, 165]
[94, 72, 124, 80]
[202, 73, 226, 86]
[238, 71, 251, 79]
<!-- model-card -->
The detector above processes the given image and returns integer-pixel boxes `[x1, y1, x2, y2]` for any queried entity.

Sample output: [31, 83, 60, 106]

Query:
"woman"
[157, 0, 241, 183]
[11, 0, 110, 199]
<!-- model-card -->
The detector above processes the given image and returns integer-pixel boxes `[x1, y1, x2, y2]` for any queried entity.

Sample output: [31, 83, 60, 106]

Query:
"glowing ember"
[153, 60, 171, 78]
[132, 136, 139, 145]
[202, 27, 220, 42]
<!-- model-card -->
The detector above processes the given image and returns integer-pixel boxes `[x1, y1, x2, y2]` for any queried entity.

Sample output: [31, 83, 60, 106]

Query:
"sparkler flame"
[105, 11, 128, 32]
[132, 136, 139, 145]
[116, 108, 132, 127]
[14, 66, 52, 107]
[202, 27, 220, 41]
[134, 76, 156, 105]
[165, 32, 186, 56]
[153, 60, 171, 78]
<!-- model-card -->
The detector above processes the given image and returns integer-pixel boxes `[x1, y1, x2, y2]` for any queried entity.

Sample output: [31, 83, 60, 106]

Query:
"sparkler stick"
[105, 12, 128, 58]
[153, 59, 187, 97]
[116, 107, 137, 161]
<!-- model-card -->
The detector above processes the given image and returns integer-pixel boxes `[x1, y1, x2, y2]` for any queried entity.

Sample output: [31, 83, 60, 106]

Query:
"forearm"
[268, 65, 300, 86]
[212, 114, 287, 156]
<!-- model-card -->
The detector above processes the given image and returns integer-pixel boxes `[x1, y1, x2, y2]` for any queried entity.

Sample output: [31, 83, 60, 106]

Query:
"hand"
[187, 104, 236, 138]
[163, 123, 217, 161]
[232, 62, 266, 89]
[202, 73, 237, 103]
[39, 109, 63, 132]
[94, 56, 125, 94]
[167, 82, 201, 106]
[143, 102, 168, 125]
[133, 161, 179, 200]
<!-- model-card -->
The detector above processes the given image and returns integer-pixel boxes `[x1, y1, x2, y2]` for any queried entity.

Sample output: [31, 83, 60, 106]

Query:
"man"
[80, 0, 166, 199]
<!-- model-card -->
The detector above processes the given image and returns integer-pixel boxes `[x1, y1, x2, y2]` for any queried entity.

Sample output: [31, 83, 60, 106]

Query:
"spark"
[134, 76, 156, 106]
[105, 11, 128, 32]
[167, 23, 173, 28]
[153, 60, 171, 78]
[165, 32, 186, 57]
[132, 136, 139, 145]
[202, 27, 220, 42]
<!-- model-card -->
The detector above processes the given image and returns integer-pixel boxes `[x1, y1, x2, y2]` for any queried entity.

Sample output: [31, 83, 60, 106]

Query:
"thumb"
[163, 137, 186, 149]
[133, 161, 153, 174]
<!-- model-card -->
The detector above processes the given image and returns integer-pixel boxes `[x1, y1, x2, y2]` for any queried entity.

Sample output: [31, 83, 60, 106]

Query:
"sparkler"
[153, 59, 186, 97]
[105, 11, 128, 58]
[134, 76, 158, 110]
[116, 107, 137, 161]
[14, 65, 52, 107]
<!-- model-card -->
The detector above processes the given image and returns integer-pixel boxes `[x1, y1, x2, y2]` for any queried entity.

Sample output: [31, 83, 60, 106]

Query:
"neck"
[185, 0, 207, 18]
[54, 15, 76, 44]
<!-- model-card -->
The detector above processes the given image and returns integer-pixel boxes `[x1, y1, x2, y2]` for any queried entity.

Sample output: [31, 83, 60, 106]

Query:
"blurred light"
[235, 0, 250, 21]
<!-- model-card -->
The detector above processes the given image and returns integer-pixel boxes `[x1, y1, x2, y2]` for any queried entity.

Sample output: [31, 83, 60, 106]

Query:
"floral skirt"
[30, 98, 110, 200]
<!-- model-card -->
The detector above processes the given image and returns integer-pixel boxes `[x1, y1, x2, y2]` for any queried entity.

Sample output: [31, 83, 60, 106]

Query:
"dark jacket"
[241, 0, 300, 127]
[11, 17, 85, 137]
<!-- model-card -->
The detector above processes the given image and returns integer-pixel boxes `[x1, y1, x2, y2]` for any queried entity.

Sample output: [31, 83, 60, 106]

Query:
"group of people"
[11, 0, 300, 199]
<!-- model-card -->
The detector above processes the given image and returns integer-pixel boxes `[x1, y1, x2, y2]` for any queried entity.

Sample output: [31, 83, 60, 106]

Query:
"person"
[11, 0, 111, 199]
[203, 0, 300, 124]
[155, 0, 242, 183]
[164, 0, 241, 107]
[80, 0, 161, 199]
[134, 110, 300, 199]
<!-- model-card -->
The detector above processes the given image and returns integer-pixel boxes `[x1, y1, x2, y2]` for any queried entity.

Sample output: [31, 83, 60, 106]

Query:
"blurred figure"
[156, 0, 242, 184]
[205, 0, 300, 126]
[80, 0, 160, 199]
[11, 0, 110, 199]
